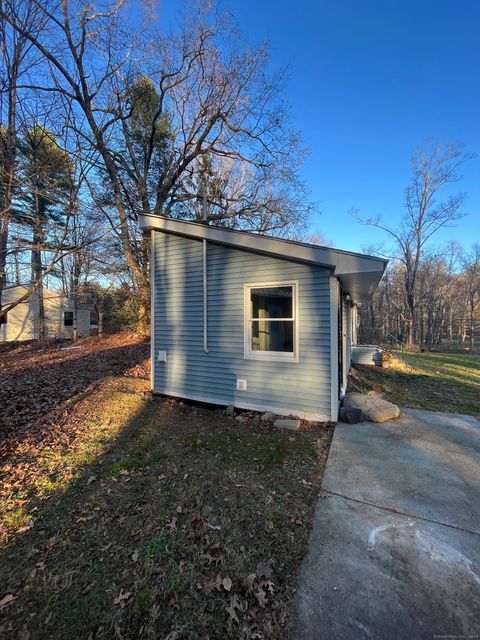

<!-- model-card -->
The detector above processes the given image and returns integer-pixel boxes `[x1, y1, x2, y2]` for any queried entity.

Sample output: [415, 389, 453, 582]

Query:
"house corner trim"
[330, 276, 339, 422]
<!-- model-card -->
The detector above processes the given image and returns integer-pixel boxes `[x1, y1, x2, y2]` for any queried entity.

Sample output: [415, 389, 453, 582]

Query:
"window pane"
[251, 286, 293, 319]
[64, 311, 73, 327]
[252, 320, 294, 352]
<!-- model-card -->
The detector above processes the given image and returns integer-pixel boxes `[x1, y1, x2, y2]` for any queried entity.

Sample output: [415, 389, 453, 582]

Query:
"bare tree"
[0, 0, 311, 331]
[462, 243, 480, 351]
[359, 241, 480, 353]
[354, 143, 474, 349]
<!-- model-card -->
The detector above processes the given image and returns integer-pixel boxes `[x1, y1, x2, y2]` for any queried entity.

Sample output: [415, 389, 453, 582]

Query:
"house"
[140, 215, 387, 422]
[0, 285, 90, 342]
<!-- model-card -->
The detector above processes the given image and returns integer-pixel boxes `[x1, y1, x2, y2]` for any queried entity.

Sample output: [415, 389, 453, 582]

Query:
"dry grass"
[353, 351, 480, 416]
[0, 337, 332, 639]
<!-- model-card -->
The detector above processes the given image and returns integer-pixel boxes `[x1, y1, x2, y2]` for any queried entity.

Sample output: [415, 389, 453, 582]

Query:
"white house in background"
[0, 284, 90, 342]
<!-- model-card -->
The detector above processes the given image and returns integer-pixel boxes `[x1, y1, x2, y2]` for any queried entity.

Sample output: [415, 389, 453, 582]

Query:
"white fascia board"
[141, 214, 335, 269]
[140, 214, 387, 301]
[140, 214, 387, 270]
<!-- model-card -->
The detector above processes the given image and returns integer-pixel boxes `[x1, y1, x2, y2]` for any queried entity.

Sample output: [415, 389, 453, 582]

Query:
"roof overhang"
[140, 214, 387, 303]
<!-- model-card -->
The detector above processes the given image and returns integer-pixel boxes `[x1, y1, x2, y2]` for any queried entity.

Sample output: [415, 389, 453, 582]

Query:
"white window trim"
[243, 280, 299, 363]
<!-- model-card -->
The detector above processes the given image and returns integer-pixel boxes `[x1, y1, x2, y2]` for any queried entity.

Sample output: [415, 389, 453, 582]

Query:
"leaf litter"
[0, 333, 333, 639]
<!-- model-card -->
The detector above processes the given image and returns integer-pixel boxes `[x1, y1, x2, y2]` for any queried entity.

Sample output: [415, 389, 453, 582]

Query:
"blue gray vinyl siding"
[152, 232, 333, 419]
[342, 296, 351, 376]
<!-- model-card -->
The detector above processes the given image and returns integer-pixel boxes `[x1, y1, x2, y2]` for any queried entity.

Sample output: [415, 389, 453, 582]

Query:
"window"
[244, 281, 298, 361]
[64, 311, 74, 327]
[0, 312, 7, 325]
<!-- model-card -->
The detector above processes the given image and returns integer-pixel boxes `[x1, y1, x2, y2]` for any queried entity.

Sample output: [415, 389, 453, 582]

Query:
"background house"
[0, 285, 90, 342]
[141, 215, 387, 422]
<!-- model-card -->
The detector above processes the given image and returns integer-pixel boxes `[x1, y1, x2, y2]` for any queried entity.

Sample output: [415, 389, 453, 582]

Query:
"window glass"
[0, 313, 7, 325]
[64, 311, 74, 327]
[251, 286, 292, 319]
[246, 283, 297, 359]
[252, 320, 294, 352]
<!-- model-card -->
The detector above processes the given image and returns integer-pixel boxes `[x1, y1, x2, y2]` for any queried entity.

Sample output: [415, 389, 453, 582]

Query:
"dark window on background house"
[0, 313, 7, 325]
[64, 311, 74, 326]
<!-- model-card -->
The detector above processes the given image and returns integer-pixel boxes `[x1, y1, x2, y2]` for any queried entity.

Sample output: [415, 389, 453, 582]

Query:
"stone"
[274, 418, 301, 431]
[235, 415, 244, 423]
[339, 407, 363, 424]
[342, 392, 400, 423]
[261, 411, 274, 421]
[225, 405, 235, 417]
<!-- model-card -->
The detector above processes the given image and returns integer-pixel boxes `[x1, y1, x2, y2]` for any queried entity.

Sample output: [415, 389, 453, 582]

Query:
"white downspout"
[150, 230, 156, 390]
[203, 238, 208, 353]
[202, 179, 209, 354]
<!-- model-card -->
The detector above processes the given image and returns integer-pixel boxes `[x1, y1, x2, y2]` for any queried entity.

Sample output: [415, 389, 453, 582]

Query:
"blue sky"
[160, 0, 480, 252]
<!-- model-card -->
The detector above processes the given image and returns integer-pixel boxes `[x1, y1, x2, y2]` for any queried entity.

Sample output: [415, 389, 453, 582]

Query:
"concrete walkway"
[294, 408, 480, 639]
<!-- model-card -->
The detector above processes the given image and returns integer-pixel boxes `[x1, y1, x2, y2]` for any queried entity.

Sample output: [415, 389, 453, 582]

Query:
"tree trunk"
[469, 294, 475, 350]
[0, 131, 16, 316]
[31, 196, 45, 338]
[71, 253, 81, 341]
[37, 282, 45, 339]
[136, 285, 151, 335]
[0, 222, 9, 312]
[405, 284, 416, 350]
[0, 38, 21, 318]
[98, 309, 104, 335]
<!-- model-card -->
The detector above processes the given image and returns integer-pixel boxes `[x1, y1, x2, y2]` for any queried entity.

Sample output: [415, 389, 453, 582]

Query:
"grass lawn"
[0, 341, 332, 639]
[354, 351, 480, 416]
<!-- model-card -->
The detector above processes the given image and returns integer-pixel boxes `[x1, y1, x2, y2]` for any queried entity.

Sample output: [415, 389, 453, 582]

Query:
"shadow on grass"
[0, 378, 330, 640]
[0, 337, 150, 452]
[1, 385, 177, 639]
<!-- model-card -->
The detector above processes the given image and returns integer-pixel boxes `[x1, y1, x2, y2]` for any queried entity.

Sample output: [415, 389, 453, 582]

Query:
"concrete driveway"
[294, 408, 480, 639]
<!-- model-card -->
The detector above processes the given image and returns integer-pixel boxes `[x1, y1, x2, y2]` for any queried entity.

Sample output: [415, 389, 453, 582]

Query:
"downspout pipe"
[202, 181, 209, 354]
[203, 238, 208, 353]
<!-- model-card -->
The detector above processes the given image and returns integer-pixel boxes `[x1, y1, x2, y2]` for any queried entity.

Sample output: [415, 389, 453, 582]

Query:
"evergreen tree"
[15, 126, 71, 335]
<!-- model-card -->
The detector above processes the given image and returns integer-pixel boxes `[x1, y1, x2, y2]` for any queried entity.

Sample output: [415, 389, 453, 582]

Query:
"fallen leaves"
[165, 517, 177, 533]
[0, 334, 149, 450]
[191, 514, 204, 530]
[222, 576, 232, 592]
[114, 589, 132, 607]
[17, 520, 34, 534]
[82, 582, 96, 595]
[256, 587, 268, 608]
[45, 537, 56, 550]
[0, 593, 16, 610]
[226, 594, 242, 626]
[204, 574, 233, 594]
[0, 335, 333, 639]
[204, 574, 223, 593]
[0, 334, 150, 544]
